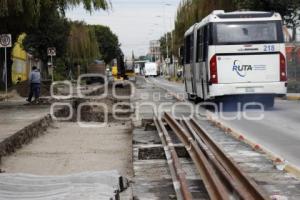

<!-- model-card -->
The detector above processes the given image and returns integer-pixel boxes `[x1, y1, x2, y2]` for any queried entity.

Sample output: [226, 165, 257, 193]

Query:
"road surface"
[148, 77, 300, 168]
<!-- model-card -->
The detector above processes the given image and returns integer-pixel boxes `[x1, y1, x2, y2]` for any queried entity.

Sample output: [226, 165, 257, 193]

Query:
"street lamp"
[150, 2, 173, 76]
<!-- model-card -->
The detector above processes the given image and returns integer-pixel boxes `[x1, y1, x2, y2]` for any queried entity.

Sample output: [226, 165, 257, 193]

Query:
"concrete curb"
[286, 95, 300, 101]
[146, 77, 300, 178]
[0, 114, 53, 164]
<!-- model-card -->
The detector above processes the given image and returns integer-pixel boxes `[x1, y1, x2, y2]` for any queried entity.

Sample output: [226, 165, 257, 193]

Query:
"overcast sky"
[66, 0, 181, 58]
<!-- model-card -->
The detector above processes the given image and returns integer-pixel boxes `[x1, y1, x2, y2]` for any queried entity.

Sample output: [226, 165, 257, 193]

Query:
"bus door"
[196, 25, 210, 99]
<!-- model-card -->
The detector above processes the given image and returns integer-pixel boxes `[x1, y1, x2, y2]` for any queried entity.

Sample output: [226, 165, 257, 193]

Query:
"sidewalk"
[0, 100, 50, 140]
[0, 99, 50, 158]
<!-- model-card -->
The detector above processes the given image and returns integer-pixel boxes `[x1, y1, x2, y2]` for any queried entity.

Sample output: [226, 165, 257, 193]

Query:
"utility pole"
[47, 47, 56, 82]
[50, 55, 54, 82]
[166, 32, 169, 74]
[4, 47, 7, 100]
[0, 34, 12, 101]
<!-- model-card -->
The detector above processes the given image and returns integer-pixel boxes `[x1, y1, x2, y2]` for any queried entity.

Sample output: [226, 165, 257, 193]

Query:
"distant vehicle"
[183, 10, 287, 108]
[112, 65, 124, 81]
[144, 62, 158, 77]
[134, 64, 141, 74]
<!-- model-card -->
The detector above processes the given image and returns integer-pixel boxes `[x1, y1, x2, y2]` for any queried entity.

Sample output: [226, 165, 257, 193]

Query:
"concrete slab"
[0, 100, 49, 142]
[0, 171, 126, 200]
[1, 122, 133, 177]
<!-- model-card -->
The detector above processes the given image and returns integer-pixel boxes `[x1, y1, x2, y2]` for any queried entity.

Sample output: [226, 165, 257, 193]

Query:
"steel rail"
[181, 118, 248, 199]
[163, 113, 231, 200]
[153, 117, 193, 200]
[189, 118, 270, 200]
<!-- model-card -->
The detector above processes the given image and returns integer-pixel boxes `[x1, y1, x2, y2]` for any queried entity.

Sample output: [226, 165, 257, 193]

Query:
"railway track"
[154, 112, 270, 200]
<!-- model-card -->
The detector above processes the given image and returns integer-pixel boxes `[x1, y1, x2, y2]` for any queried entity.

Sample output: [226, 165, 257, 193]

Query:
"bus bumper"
[208, 82, 287, 98]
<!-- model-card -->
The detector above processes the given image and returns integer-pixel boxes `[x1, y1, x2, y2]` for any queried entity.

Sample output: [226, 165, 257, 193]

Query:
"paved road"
[148, 77, 300, 168]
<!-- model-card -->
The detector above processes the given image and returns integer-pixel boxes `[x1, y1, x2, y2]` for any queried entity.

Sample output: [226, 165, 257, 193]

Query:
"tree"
[0, 0, 109, 87]
[172, 0, 236, 57]
[66, 22, 100, 76]
[160, 32, 173, 62]
[23, 4, 70, 78]
[284, 1, 300, 41]
[92, 25, 120, 64]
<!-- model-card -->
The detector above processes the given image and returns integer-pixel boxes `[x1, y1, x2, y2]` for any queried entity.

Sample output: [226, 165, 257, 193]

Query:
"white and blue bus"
[183, 10, 287, 107]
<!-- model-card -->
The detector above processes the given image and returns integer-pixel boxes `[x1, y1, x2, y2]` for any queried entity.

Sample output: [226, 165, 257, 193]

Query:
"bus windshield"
[213, 21, 283, 45]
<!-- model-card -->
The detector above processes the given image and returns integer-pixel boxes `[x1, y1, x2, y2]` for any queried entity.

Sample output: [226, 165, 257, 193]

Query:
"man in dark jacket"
[27, 66, 41, 103]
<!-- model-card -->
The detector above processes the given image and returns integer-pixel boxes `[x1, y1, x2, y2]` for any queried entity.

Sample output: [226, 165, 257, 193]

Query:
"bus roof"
[184, 10, 282, 37]
[184, 23, 198, 37]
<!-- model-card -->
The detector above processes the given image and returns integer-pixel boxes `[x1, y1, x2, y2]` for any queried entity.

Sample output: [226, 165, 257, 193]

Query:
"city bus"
[183, 10, 287, 108]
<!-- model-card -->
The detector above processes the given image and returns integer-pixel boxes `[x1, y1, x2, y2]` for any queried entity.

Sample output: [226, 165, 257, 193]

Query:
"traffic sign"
[0, 34, 11, 100]
[47, 47, 56, 56]
[0, 34, 12, 48]
[165, 58, 170, 64]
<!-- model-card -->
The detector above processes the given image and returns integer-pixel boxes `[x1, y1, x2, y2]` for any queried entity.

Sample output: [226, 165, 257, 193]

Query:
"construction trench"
[0, 77, 299, 199]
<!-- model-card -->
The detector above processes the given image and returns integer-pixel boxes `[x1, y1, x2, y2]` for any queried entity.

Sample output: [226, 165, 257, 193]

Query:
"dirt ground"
[1, 122, 133, 177]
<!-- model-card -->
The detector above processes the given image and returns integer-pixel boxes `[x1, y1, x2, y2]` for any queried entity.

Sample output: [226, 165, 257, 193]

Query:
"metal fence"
[287, 52, 300, 93]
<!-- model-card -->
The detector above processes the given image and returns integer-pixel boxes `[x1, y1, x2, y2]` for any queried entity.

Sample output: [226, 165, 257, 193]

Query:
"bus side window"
[203, 25, 209, 61]
[197, 28, 204, 62]
[184, 36, 190, 64]
[190, 34, 194, 64]
[179, 46, 184, 66]
[200, 28, 204, 61]
[196, 29, 200, 62]
[185, 34, 194, 64]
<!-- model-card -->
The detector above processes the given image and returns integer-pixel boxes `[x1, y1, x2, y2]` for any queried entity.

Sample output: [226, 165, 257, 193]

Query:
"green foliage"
[53, 58, 68, 81]
[0, 0, 109, 86]
[160, 32, 172, 60]
[172, 0, 236, 56]
[92, 25, 120, 64]
[23, 4, 71, 63]
[0, 0, 110, 17]
[66, 21, 100, 66]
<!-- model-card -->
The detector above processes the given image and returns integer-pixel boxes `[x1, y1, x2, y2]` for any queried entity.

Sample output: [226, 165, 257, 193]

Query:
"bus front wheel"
[187, 93, 196, 101]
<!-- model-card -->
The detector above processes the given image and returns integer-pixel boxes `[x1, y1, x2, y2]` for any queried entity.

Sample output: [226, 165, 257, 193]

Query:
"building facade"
[149, 40, 161, 62]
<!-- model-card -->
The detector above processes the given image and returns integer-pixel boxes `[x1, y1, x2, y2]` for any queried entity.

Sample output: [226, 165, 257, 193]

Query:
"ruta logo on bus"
[232, 60, 253, 77]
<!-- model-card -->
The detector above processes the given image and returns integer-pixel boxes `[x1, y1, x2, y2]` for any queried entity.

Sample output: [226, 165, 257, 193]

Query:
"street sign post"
[0, 34, 12, 101]
[165, 58, 170, 64]
[47, 47, 56, 82]
[47, 47, 56, 57]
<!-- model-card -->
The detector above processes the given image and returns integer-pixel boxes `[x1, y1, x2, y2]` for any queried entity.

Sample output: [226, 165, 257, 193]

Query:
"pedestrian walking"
[27, 66, 41, 103]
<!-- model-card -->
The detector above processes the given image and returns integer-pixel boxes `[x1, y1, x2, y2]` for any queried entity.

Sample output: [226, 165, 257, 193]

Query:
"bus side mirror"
[179, 46, 184, 65]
